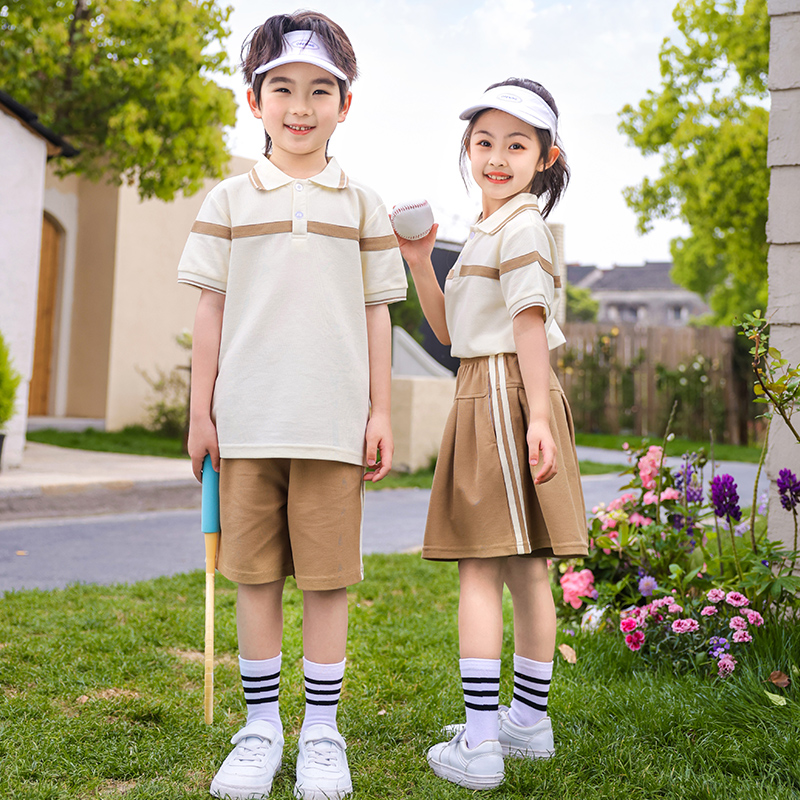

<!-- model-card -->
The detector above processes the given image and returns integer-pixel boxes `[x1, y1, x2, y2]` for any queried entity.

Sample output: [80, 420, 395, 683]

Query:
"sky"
[215, 0, 689, 268]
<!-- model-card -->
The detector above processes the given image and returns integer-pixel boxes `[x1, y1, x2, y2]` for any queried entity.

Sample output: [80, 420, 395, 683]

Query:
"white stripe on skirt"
[488, 355, 527, 553]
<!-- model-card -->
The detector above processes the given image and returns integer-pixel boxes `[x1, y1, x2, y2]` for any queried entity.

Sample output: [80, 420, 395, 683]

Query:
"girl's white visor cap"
[459, 85, 557, 142]
[253, 30, 348, 82]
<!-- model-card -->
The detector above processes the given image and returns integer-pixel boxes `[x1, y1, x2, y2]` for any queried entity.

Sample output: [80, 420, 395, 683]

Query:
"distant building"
[567, 261, 709, 326]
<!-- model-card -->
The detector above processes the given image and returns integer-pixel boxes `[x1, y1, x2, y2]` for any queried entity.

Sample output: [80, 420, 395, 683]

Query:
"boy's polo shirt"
[178, 156, 407, 465]
[444, 193, 565, 359]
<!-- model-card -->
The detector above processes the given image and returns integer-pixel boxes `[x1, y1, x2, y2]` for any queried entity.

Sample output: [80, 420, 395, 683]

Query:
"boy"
[178, 12, 406, 800]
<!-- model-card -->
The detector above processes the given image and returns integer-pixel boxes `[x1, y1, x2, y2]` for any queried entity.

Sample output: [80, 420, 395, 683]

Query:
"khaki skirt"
[423, 353, 589, 561]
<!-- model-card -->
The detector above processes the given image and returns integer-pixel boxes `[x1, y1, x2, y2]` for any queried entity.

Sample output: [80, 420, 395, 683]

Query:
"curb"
[0, 479, 201, 521]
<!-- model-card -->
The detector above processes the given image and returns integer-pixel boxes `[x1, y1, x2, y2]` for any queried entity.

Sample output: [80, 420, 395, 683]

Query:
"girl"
[397, 79, 588, 790]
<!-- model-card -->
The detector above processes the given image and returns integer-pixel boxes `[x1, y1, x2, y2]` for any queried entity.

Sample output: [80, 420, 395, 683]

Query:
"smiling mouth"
[286, 124, 315, 134]
[485, 173, 511, 183]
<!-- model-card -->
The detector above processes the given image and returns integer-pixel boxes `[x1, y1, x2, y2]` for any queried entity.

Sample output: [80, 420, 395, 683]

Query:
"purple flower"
[638, 575, 658, 597]
[708, 635, 730, 659]
[674, 462, 704, 503]
[777, 469, 800, 511]
[710, 474, 742, 522]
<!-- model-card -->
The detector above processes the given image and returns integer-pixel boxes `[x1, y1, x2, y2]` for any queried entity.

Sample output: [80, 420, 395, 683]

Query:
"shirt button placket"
[292, 181, 308, 238]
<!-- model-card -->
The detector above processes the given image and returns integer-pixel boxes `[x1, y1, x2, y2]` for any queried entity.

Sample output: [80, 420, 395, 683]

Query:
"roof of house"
[0, 90, 78, 158]
[590, 262, 679, 292]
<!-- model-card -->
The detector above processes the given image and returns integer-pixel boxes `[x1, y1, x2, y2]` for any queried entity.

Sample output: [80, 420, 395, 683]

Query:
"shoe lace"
[230, 736, 270, 766]
[304, 737, 340, 769]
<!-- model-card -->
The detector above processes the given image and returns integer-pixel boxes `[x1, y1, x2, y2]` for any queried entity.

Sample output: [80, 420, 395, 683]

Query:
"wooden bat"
[201, 454, 220, 725]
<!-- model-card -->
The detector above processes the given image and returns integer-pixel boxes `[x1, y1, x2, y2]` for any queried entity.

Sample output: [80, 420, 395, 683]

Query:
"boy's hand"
[188, 417, 220, 483]
[364, 413, 393, 482]
[527, 419, 558, 485]
[394, 222, 438, 267]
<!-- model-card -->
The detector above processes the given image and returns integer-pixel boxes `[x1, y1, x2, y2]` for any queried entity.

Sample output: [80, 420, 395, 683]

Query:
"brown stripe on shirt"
[249, 168, 266, 191]
[307, 221, 359, 240]
[360, 234, 399, 252]
[192, 221, 232, 239]
[460, 264, 500, 280]
[231, 221, 293, 239]
[499, 250, 556, 278]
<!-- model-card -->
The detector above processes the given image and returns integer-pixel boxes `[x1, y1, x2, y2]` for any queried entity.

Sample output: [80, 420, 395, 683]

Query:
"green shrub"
[0, 329, 22, 429]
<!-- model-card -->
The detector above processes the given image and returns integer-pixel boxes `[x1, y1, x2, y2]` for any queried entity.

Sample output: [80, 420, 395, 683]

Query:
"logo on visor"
[499, 93, 522, 103]
[293, 38, 320, 50]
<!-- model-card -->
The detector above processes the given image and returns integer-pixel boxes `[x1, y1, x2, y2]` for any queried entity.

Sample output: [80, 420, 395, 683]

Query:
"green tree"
[566, 284, 599, 322]
[0, 0, 236, 200]
[618, 0, 769, 324]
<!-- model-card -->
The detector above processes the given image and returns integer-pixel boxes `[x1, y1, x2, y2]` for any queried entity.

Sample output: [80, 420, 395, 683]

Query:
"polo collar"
[250, 155, 349, 191]
[473, 193, 540, 235]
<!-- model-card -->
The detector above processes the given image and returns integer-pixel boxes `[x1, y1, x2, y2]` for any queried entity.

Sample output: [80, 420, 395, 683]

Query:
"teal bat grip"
[201, 454, 221, 533]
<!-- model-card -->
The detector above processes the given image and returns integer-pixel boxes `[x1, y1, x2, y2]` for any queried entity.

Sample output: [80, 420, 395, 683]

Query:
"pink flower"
[729, 616, 748, 631]
[560, 567, 596, 609]
[625, 631, 645, 651]
[718, 654, 737, 676]
[629, 513, 654, 527]
[700, 606, 717, 617]
[725, 591, 750, 608]
[660, 488, 681, 501]
[706, 589, 726, 604]
[732, 630, 753, 643]
[638, 446, 663, 489]
[620, 617, 639, 633]
[671, 619, 699, 633]
[667, 604, 683, 614]
[608, 493, 636, 511]
[745, 610, 764, 627]
[643, 491, 658, 505]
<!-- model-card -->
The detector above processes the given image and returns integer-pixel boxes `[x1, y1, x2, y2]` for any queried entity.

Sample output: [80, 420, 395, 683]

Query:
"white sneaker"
[210, 720, 283, 800]
[293, 723, 353, 800]
[442, 706, 555, 760]
[427, 729, 504, 790]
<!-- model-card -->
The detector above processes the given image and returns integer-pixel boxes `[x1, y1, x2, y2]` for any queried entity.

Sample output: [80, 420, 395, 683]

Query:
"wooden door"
[28, 215, 61, 416]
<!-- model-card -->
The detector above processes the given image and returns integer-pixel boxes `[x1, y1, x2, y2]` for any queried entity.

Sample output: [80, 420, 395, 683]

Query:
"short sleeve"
[177, 186, 232, 294]
[359, 201, 407, 306]
[498, 217, 557, 321]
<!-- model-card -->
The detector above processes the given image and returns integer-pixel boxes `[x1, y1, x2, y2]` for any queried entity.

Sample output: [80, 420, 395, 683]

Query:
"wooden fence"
[550, 323, 751, 443]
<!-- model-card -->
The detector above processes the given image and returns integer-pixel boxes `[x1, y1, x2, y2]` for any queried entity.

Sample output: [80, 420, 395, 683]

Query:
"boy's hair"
[459, 78, 570, 219]
[241, 11, 358, 156]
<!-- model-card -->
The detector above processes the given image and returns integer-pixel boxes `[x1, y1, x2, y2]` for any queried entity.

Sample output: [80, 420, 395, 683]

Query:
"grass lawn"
[574, 432, 762, 464]
[1, 555, 798, 799]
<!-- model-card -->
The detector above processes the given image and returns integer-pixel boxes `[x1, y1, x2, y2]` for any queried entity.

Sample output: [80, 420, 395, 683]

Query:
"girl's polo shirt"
[177, 156, 407, 465]
[445, 193, 565, 359]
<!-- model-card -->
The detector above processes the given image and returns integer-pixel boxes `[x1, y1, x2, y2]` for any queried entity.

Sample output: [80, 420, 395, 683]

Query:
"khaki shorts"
[218, 458, 365, 590]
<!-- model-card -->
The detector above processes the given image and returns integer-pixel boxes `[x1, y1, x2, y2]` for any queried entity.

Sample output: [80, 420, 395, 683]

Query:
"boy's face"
[248, 61, 352, 176]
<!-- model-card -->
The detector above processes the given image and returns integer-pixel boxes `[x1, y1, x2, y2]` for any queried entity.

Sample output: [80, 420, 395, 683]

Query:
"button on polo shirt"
[178, 156, 407, 465]
[444, 193, 565, 359]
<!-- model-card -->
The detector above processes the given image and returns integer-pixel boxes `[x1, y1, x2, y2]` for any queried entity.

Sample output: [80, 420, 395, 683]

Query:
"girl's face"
[467, 109, 559, 217]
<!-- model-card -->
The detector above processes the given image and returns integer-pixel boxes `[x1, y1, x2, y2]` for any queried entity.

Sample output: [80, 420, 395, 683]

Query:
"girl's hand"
[395, 223, 438, 267]
[527, 419, 557, 484]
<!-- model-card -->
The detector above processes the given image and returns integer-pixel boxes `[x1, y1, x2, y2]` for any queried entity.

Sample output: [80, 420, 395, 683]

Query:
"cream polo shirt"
[177, 156, 407, 465]
[445, 193, 565, 358]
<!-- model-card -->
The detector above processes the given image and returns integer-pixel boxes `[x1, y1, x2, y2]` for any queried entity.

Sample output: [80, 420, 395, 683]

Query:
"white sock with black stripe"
[301, 656, 345, 732]
[460, 657, 501, 748]
[240, 654, 282, 730]
[508, 654, 552, 728]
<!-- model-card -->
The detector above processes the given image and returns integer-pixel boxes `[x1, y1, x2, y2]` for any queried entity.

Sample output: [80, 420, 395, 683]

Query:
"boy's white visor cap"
[253, 30, 348, 82]
[459, 85, 557, 142]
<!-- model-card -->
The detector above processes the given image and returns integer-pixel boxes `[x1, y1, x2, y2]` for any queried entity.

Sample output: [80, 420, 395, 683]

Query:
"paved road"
[0, 449, 766, 595]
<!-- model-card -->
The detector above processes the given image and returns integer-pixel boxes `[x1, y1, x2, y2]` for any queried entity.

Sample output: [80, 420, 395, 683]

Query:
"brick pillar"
[766, 0, 800, 549]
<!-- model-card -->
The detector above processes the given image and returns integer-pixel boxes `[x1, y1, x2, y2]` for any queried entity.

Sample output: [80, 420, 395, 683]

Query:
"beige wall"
[391, 376, 455, 472]
[104, 156, 254, 430]
[767, 1, 800, 551]
[65, 178, 119, 417]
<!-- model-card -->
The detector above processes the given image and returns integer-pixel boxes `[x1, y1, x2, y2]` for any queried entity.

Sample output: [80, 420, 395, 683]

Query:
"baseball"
[391, 200, 434, 241]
